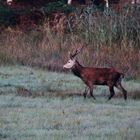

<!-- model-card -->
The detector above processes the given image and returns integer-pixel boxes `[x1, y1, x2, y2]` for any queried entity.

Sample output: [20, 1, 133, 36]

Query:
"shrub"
[42, 0, 74, 14]
[0, 4, 18, 27]
[0, 4, 139, 78]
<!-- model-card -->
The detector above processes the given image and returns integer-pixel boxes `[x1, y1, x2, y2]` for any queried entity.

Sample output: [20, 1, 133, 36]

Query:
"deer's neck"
[71, 60, 83, 78]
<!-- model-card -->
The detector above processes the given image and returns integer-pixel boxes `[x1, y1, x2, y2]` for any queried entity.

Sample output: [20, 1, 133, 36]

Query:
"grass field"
[0, 65, 140, 140]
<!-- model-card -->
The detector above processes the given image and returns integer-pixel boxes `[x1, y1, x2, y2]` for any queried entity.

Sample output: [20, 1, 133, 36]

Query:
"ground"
[0, 65, 140, 140]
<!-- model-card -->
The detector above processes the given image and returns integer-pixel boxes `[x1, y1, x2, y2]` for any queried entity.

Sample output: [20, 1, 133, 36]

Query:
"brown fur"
[71, 60, 127, 100]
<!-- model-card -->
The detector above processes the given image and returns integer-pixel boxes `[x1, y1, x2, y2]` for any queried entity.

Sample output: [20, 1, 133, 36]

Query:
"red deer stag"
[63, 47, 127, 100]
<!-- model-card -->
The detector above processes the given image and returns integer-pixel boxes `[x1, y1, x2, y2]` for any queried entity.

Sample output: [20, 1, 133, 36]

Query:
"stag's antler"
[70, 45, 84, 59]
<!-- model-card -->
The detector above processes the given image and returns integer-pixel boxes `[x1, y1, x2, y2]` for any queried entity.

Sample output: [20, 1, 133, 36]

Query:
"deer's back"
[81, 67, 122, 85]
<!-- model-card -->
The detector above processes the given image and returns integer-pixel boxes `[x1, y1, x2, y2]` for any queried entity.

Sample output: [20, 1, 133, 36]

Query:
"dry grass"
[0, 7, 140, 78]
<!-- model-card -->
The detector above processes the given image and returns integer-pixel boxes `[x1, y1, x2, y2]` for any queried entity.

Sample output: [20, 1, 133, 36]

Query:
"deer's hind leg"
[115, 82, 127, 100]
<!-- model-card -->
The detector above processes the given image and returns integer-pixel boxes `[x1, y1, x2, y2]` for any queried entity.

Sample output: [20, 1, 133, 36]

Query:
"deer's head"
[63, 46, 83, 69]
[7, 0, 13, 5]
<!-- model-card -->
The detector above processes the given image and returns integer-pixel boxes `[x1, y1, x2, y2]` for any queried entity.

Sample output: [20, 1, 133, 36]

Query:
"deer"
[63, 46, 127, 100]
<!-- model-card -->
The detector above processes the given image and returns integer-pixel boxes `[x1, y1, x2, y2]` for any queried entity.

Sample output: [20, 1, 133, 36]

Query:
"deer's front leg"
[89, 85, 96, 100]
[86, 82, 96, 100]
[83, 86, 89, 99]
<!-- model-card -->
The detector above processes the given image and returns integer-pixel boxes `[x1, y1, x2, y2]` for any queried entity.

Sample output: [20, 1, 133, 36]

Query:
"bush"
[0, 0, 74, 29]
[67, 4, 140, 48]
[0, 3, 139, 78]
[42, 0, 74, 14]
[0, 4, 18, 27]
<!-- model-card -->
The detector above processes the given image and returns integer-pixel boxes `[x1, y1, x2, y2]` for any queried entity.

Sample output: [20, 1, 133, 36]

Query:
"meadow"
[0, 65, 140, 140]
[0, 3, 140, 140]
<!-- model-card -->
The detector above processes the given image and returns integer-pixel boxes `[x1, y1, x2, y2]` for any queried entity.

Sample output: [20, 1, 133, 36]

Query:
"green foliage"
[42, 0, 75, 14]
[0, 0, 74, 28]
[0, 4, 17, 26]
